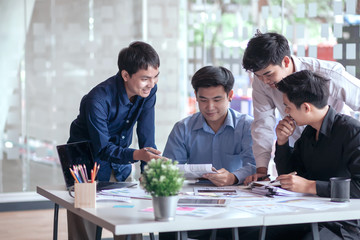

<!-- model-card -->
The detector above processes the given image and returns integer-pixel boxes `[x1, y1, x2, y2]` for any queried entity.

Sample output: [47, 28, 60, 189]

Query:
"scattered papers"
[250, 180, 281, 188]
[178, 164, 218, 179]
[251, 185, 305, 197]
[194, 186, 254, 198]
[231, 200, 298, 215]
[99, 187, 151, 200]
[178, 198, 229, 207]
[141, 206, 228, 217]
[230, 196, 349, 215]
[96, 194, 131, 203]
[274, 197, 350, 210]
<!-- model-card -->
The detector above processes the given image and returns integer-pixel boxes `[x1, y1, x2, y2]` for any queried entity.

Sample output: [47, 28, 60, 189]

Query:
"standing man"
[67, 41, 161, 240]
[68, 41, 161, 182]
[163, 66, 255, 186]
[271, 70, 360, 239]
[242, 31, 360, 183]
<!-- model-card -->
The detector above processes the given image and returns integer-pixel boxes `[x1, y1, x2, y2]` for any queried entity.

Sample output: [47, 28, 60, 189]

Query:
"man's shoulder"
[296, 56, 344, 73]
[174, 112, 202, 131]
[229, 108, 253, 122]
[87, 74, 118, 99]
[334, 113, 360, 131]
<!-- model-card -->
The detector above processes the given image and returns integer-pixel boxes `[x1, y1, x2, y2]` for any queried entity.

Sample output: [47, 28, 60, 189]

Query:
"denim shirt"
[163, 108, 255, 184]
[68, 72, 157, 180]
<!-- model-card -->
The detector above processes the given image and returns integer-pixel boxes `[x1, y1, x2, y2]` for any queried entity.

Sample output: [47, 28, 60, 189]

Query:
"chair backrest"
[56, 141, 94, 188]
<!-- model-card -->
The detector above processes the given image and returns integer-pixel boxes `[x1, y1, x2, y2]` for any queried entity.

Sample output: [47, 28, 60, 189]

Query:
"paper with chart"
[177, 164, 218, 179]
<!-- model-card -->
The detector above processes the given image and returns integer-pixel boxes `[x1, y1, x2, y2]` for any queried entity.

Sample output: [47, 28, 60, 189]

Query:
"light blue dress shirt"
[163, 108, 256, 184]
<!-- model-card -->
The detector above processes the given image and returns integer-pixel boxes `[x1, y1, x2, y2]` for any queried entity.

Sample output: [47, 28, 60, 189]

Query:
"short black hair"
[275, 70, 330, 109]
[191, 66, 234, 95]
[117, 41, 160, 76]
[242, 31, 290, 72]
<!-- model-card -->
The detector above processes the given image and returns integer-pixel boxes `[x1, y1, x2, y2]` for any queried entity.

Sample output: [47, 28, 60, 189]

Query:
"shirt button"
[121, 136, 125, 139]
[126, 120, 129, 123]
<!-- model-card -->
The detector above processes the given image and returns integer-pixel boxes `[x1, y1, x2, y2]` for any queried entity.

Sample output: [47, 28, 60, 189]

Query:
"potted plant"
[141, 158, 184, 221]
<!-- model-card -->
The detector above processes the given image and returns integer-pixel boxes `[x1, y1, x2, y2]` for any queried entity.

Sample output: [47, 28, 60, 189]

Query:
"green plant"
[141, 158, 184, 197]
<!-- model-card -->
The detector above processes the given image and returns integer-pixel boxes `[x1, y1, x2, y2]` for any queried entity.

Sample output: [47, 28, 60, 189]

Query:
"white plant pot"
[152, 195, 179, 221]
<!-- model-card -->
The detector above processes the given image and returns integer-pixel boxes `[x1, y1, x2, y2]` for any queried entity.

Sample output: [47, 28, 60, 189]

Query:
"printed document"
[177, 164, 218, 179]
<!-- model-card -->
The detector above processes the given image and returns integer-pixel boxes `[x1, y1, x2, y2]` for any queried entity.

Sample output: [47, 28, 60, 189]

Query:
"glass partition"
[1, 0, 359, 194]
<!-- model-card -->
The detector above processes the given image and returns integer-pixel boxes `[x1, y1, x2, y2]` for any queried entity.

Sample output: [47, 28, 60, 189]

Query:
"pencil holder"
[74, 182, 96, 208]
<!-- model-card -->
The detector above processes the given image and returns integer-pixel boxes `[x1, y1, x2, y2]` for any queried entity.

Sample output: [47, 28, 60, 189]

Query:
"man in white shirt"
[242, 31, 360, 184]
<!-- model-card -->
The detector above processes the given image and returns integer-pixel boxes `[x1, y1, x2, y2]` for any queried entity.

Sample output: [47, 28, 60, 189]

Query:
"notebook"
[56, 141, 136, 190]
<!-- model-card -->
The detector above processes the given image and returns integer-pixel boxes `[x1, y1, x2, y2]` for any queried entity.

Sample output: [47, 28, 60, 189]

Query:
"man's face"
[283, 94, 306, 126]
[253, 56, 291, 88]
[196, 86, 233, 129]
[122, 66, 159, 99]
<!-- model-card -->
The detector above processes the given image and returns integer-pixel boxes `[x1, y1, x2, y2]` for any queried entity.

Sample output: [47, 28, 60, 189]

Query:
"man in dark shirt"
[67, 41, 161, 240]
[272, 70, 360, 239]
[68, 41, 161, 182]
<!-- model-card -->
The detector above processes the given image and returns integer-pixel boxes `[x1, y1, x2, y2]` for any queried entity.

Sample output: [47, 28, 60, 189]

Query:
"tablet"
[177, 198, 229, 207]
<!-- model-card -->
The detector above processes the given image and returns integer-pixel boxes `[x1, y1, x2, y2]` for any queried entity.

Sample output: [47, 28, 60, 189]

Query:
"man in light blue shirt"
[163, 66, 255, 186]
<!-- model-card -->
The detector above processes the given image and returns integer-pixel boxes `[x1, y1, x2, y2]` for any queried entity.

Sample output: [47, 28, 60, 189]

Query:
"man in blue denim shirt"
[68, 41, 161, 182]
[67, 41, 161, 239]
[164, 66, 255, 186]
[160, 66, 255, 240]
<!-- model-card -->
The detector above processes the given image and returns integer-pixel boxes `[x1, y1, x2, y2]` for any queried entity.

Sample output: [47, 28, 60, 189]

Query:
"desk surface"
[37, 184, 360, 236]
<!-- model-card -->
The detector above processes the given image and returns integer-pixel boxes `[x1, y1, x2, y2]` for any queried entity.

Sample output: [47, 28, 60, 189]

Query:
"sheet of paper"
[140, 206, 228, 217]
[99, 187, 151, 200]
[96, 195, 131, 203]
[178, 164, 217, 179]
[231, 200, 297, 215]
[274, 197, 350, 210]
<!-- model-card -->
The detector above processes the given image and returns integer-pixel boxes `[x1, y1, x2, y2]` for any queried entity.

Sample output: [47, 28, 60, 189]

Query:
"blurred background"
[1, 0, 360, 195]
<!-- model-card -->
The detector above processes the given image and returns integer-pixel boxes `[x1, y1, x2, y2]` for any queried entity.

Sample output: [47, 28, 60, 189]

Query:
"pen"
[257, 174, 270, 181]
[270, 171, 297, 183]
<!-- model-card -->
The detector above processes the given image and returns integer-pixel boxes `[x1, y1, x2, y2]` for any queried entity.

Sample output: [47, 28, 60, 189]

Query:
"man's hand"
[202, 168, 237, 187]
[243, 167, 268, 185]
[276, 115, 296, 145]
[133, 147, 162, 162]
[276, 174, 316, 194]
[243, 173, 270, 185]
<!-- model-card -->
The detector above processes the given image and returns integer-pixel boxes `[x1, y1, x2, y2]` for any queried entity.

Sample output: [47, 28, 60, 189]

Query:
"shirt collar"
[193, 109, 234, 133]
[304, 106, 336, 138]
[319, 106, 337, 138]
[116, 72, 142, 105]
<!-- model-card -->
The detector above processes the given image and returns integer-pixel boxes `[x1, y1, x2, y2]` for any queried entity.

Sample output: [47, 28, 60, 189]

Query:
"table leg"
[149, 232, 156, 240]
[311, 223, 320, 240]
[232, 227, 239, 240]
[53, 203, 59, 240]
[95, 225, 102, 240]
[259, 226, 266, 240]
[210, 229, 217, 240]
[176, 231, 188, 240]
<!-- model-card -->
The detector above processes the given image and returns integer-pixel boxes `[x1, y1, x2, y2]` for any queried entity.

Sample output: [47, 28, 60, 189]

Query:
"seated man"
[160, 66, 256, 240]
[164, 65, 255, 186]
[271, 70, 360, 239]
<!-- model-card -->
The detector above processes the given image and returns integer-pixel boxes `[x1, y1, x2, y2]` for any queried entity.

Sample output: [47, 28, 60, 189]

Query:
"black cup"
[330, 177, 350, 202]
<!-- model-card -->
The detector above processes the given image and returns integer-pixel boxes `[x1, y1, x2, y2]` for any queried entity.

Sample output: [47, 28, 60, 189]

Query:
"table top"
[37, 183, 360, 236]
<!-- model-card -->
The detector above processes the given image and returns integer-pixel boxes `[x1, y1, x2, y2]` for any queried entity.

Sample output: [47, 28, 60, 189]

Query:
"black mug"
[330, 177, 350, 202]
